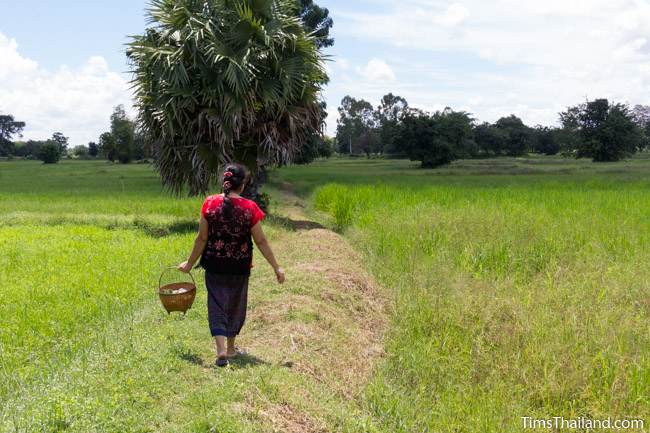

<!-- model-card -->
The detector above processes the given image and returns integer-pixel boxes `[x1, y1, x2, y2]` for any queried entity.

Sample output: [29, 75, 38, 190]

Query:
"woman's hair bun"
[221, 163, 250, 219]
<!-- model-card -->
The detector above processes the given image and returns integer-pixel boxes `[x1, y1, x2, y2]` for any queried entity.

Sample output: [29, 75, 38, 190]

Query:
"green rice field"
[277, 154, 650, 432]
[1, 161, 382, 432]
[2, 155, 650, 432]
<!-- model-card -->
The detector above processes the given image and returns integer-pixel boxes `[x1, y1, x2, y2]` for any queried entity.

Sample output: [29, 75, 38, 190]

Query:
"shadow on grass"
[134, 219, 198, 238]
[178, 351, 205, 367]
[228, 353, 271, 369]
[170, 343, 206, 367]
[206, 353, 302, 370]
[143, 214, 325, 237]
[1, 212, 200, 238]
[3, 209, 325, 238]
[265, 214, 325, 231]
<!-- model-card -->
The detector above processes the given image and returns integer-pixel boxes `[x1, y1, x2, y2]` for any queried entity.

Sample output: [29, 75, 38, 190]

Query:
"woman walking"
[178, 163, 285, 367]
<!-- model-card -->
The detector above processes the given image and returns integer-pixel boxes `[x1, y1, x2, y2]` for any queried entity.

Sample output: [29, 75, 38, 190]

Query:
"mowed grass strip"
[275, 155, 650, 432]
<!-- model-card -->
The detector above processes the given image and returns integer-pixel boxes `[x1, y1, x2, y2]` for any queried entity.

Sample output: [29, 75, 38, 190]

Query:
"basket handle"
[158, 266, 196, 290]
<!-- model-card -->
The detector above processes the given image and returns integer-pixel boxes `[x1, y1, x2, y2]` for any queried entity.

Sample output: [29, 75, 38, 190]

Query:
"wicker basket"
[158, 268, 197, 314]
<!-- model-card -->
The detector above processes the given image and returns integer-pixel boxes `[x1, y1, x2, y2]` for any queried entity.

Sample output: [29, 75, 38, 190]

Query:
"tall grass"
[308, 158, 650, 432]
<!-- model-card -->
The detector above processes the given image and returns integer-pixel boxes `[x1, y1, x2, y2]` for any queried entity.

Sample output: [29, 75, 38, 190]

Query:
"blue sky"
[2, 0, 649, 145]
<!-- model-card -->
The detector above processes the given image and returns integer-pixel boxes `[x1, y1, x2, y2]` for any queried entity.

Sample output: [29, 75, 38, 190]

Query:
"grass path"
[2, 187, 389, 433]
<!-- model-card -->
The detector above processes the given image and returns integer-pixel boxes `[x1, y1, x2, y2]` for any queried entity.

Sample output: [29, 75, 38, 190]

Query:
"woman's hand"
[274, 267, 285, 284]
[177, 261, 193, 273]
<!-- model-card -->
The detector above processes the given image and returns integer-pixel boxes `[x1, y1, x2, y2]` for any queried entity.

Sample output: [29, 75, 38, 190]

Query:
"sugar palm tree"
[127, 0, 328, 198]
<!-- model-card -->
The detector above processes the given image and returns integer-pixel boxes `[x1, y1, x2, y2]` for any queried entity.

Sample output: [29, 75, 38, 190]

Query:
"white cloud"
[327, 0, 650, 130]
[0, 32, 132, 146]
[336, 58, 350, 70]
[357, 58, 396, 82]
[0, 36, 38, 79]
[438, 3, 469, 27]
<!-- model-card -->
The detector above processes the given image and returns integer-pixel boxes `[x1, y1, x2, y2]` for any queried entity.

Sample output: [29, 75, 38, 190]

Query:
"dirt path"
[2, 188, 390, 433]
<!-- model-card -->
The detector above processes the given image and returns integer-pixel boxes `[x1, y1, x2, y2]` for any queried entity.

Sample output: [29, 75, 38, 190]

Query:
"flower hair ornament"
[223, 171, 233, 179]
[223, 181, 232, 189]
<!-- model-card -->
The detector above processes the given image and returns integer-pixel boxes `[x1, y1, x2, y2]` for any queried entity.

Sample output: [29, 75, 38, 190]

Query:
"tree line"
[335, 94, 650, 167]
[0, 105, 152, 164]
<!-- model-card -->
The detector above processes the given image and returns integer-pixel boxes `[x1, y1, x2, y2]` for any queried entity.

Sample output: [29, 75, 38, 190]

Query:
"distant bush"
[396, 109, 473, 168]
[98, 105, 140, 164]
[532, 126, 561, 155]
[38, 142, 62, 164]
[294, 135, 335, 165]
[560, 99, 643, 162]
[14, 140, 44, 158]
[72, 145, 90, 159]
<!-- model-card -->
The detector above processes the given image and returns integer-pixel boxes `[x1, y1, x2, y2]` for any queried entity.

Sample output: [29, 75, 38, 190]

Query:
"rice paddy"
[0, 160, 384, 432]
[277, 154, 650, 432]
[2, 155, 649, 432]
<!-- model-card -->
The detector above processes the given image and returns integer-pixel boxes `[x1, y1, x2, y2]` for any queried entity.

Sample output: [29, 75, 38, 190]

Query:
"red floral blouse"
[199, 194, 266, 276]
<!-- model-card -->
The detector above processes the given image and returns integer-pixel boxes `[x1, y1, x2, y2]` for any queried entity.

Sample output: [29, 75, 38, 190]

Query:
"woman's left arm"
[178, 216, 209, 273]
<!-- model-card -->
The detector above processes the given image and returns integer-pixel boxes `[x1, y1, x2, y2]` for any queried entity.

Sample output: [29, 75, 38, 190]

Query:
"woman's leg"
[226, 276, 249, 338]
[206, 273, 231, 364]
[227, 337, 237, 356]
[214, 336, 227, 358]
[225, 276, 248, 357]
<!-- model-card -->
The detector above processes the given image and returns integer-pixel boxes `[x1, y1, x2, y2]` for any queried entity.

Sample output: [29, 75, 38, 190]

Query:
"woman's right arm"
[251, 222, 285, 284]
[178, 216, 209, 273]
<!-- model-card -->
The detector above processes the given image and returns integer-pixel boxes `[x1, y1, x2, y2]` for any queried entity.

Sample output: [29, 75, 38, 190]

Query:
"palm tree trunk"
[242, 164, 269, 211]
[235, 144, 270, 211]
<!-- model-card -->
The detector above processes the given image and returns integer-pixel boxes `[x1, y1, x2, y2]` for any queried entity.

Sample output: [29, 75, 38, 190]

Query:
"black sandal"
[215, 356, 229, 367]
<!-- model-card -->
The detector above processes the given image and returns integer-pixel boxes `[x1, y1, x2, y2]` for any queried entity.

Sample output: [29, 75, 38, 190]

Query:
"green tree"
[0, 114, 26, 156]
[99, 132, 117, 162]
[38, 141, 62, 164]
[128, 0, 327, 199]
[399, 112, 453, 168]
[296, 2, 333, 166]
[299, 0, 334, 49]
[335, 96, 374, 154]
[436, 108, 476, 158]
[110, 105, 135, 164]
[14, 140, 44, 158]
[51, 132, 69, 155]
[376, 93, 408, 155]
[631, 104, 650, 150]
[293, 133, 332, 164]
[97, 106, 137, 163]
[133, 130, 146, 160]
[532, 126, 560, 155]
[320, 135, 334, 158]
[72, 145, 90, 158]
[495, 115, 532, 156]
[12, 141, 27, 157]
[88, 142, 99, 157]
[474, 122, 507, 156]
[297, 101, 327, 164]
[358, 129, 380, 157]
[560, 99, 641, 162]
[397, 108, 473, 168]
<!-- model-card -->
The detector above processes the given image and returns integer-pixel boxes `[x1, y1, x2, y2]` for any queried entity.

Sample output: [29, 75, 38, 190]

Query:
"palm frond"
[128, 0, 328, 195]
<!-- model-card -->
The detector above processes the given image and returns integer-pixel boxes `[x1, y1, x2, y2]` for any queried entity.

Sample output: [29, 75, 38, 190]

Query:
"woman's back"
[200, 194, 265, 275]
[177, 162, 283, 367]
